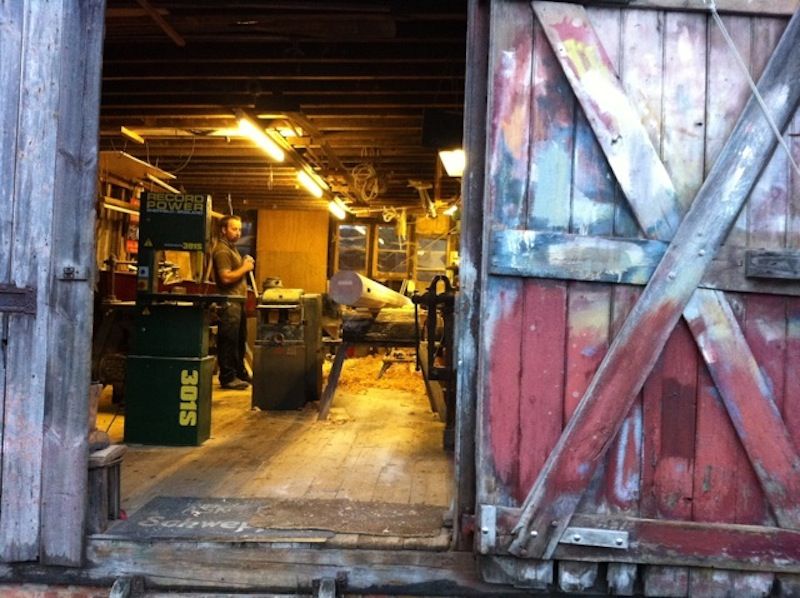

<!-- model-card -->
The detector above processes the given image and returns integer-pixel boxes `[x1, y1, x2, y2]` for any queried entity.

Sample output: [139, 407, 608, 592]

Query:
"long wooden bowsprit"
[509, 4, 800, 558]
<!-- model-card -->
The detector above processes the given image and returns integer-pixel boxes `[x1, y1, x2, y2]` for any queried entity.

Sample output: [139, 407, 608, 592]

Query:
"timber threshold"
[96, 356, 453, 550]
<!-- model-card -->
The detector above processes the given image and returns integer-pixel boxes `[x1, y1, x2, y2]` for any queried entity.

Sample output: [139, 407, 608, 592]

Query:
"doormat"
[104, 496, 446, 540]
[104, 496, 334, 542]
[248, 497, 446, 537]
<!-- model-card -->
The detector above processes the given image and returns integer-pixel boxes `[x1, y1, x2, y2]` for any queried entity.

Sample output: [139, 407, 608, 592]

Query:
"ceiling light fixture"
[438, 149, 465, 178]
[297, 169, 326, 198]
[146, 173, 181, 194]
[236, 112, 285, 162]
[120, 126, 145, 144]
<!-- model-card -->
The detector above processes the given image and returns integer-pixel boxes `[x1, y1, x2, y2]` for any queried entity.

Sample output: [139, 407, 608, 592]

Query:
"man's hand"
[242, 255, 255, 273]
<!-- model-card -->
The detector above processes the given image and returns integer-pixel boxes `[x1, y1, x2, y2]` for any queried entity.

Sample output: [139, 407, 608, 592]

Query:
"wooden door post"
[0, 0, 105, 565]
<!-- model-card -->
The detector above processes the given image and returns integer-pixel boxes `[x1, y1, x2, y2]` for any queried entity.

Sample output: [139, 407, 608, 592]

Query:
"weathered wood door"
[0, 1, 105, 566]
[475, 1, 800, 594]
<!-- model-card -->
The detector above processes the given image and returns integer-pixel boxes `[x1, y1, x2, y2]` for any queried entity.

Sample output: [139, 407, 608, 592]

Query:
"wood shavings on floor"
[323, 352, 425, 395]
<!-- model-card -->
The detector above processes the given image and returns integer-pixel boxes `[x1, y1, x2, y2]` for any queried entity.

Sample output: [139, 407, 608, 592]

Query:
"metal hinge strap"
[0, 284, 36, 315]
[560, 526, 629, 550]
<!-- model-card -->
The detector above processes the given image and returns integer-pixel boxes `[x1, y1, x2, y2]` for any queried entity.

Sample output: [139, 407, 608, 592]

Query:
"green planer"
[252, 287, 323, 411]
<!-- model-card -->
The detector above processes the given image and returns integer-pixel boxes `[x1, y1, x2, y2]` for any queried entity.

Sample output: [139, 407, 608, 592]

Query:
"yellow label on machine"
[146, 193, 206, 214]
[179, 368, 199, 427]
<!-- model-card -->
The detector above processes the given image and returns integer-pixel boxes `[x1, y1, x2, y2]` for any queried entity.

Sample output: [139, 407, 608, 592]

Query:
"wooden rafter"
[508, 1, 800, 558]
[135, 0, 186, 48]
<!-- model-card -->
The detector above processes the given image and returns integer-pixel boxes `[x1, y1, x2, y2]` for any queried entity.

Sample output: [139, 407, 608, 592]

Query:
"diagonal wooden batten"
[532, 3, 682, 242]
[509, 3, 800, 558]
[683, 290, 800, 522]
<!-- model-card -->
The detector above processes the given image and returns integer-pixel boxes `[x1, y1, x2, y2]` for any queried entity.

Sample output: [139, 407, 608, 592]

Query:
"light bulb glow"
[443, 204, 458, 216]
[439, 149, 465, 177]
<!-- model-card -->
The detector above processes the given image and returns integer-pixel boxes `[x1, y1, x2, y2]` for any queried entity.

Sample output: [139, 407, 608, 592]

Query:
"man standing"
[213, 215, 254, 390]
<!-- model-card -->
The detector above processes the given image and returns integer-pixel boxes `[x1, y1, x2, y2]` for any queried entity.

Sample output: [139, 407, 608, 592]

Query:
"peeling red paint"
[485, 284, 524, 500]
[518, 280, 566, 501]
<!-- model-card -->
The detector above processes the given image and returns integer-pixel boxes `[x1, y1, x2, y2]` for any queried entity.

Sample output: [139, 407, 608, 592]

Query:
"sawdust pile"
[323, 352, 425, 395]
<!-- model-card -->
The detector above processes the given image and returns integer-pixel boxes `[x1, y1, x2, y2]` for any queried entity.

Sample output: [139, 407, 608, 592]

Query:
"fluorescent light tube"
[297, 170, 324, 198]
[328, 200, 346, 220]
[237, 114, 285, 162]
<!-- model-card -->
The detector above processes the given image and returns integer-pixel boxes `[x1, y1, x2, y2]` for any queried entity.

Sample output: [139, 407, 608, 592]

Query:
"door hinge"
[478, 504, 496, 554]
[0, 283, 36, 315]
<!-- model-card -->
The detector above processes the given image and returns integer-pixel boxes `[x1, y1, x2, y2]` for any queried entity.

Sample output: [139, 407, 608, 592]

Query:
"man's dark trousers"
[218, 301, 247, 384]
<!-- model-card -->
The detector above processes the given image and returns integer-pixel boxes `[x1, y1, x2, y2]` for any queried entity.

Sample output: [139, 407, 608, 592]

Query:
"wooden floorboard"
[96, 356, 454, 534]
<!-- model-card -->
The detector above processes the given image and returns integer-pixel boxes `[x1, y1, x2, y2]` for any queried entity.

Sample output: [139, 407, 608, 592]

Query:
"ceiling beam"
[134, 0, 186, 47]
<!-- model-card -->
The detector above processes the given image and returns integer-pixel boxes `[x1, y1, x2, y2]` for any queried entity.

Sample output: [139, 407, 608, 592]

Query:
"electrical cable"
[705, 0, 800, 178]
[168, 135, 197, 173]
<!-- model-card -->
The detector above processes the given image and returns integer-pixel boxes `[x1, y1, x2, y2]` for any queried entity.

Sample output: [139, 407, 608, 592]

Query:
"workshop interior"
[91, 1, 465, 540]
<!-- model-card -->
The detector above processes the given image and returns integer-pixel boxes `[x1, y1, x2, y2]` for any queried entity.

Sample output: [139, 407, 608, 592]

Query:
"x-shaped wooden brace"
[509, 2, 800, 558]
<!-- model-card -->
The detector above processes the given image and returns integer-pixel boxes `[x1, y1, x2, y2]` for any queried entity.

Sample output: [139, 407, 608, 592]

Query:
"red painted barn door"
[475, 2, 800, 594]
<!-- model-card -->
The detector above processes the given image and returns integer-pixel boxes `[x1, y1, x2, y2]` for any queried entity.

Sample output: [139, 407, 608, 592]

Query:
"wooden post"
[40, 0, 106, 566]
[511, 5, 800, 558]
[0, 0, 105, 564]
[453, 0, 489, 551]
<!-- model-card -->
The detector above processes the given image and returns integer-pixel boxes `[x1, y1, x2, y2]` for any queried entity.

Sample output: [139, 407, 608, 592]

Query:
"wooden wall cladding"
[256, 209, 330, 294]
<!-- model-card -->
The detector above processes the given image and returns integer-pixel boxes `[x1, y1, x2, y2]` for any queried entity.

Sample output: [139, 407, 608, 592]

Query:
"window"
[374, 224, 408, 278]
[415, 235, 448, 284]
[336, 224, 368, 273]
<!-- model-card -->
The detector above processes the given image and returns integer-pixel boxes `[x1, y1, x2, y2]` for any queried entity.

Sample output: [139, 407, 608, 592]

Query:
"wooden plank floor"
[96, 356, 454, 525]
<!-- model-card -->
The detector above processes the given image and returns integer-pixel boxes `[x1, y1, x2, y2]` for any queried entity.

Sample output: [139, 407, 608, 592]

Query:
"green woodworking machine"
[124, 192, 229, 446]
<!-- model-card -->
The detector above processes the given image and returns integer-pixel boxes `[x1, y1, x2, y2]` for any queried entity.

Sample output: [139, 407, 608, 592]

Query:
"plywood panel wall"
[256, 209, 330, 294]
